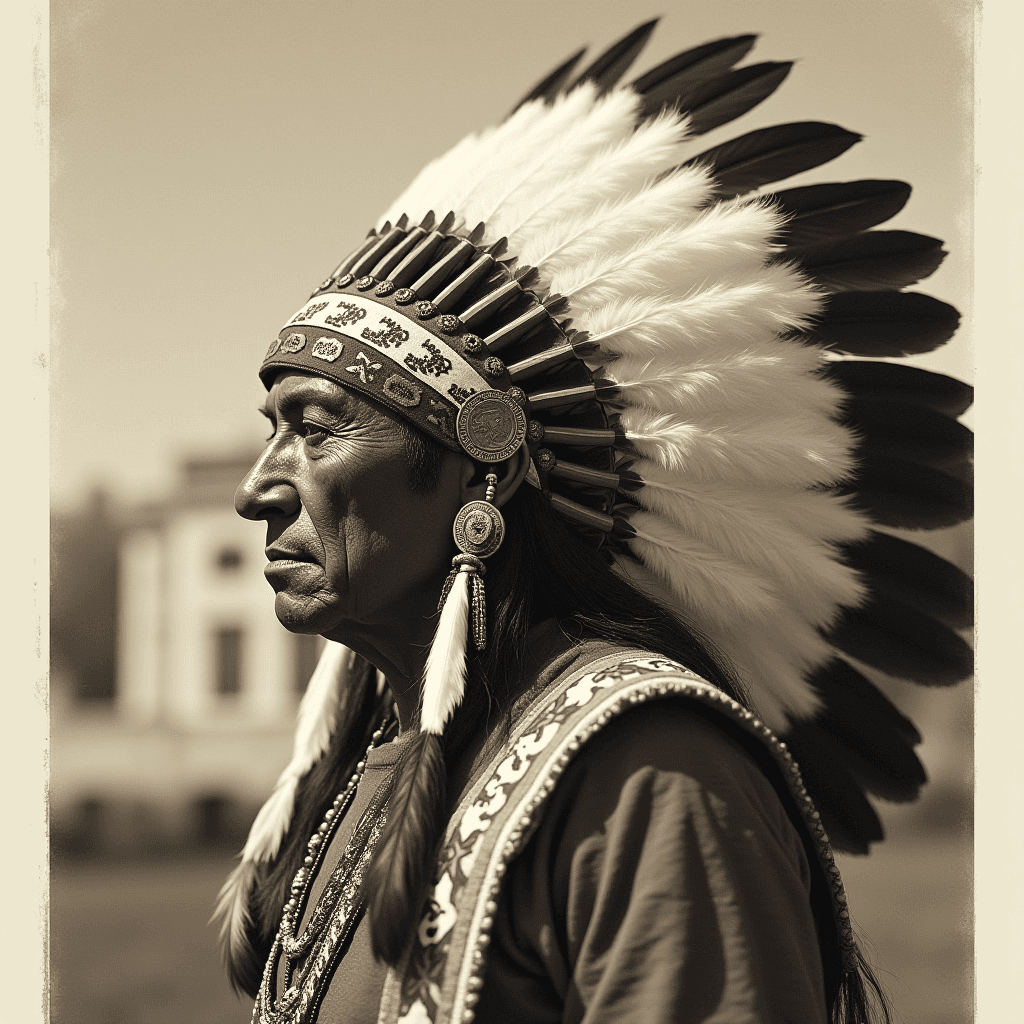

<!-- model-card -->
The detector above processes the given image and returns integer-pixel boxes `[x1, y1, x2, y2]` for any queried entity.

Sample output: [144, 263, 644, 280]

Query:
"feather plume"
[635, 35, 758, 110]
[465, 87, 640, 228]
[629, 470, 867, 621]
[548, 197, 786, 307]
[796, 229, 946, 292]
[363, 732, 447, 965]
[210, 859, 260, 992]
[610, 553, 829, 729]
[824, 360, 974, 417]
[677, 62, 793, 136]
[500, 105, 695, 243]
[625, 510, 779, 625]
[583, 264, 821, 358]
[620, 406, 859, 488]
[571, 19, 659, 94]
[377, 98, 554, 229]
[421, 569, 470, 735]
[687, 122, 862, 200]
[209, 641, 352, 981]
[797, 290, 961, 356]
[606, 347, 841, 421]
[511, 145, 707, 266]
[772, 179, 912, 247]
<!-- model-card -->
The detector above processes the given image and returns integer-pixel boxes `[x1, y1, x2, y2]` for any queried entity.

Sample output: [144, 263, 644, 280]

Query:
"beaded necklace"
[254, 715, 395, 1024]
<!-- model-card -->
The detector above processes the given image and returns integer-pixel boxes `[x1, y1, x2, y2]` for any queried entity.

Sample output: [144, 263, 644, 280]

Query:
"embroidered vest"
[376, 651, 857, 1024]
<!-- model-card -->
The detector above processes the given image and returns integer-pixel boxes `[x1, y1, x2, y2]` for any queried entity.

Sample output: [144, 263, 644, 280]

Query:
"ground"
[50, 825, 971, 1024]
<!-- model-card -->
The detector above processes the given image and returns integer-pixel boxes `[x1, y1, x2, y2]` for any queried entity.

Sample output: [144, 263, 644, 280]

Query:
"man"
[216, 22, 971, 1024]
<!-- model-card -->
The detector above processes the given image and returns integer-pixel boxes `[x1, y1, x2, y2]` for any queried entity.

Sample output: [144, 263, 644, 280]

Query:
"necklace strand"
[259, 715, 392, 1021]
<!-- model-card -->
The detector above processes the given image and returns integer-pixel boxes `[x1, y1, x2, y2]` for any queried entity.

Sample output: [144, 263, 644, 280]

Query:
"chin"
[266, 564, 340, 635]
[273, 590, 341, 635]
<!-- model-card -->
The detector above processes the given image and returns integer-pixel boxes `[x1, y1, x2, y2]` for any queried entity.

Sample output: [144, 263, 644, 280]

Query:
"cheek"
[312, 457, 457, 607]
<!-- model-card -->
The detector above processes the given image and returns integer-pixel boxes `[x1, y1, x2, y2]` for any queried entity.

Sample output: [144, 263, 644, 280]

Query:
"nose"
[234, 448, 302, 521]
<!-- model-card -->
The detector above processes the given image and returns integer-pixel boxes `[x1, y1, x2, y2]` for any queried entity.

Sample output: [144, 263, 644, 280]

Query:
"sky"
[50, 0, 974, 508]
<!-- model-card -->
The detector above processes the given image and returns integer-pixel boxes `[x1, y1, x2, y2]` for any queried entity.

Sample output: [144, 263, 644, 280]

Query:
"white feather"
[376, 99, 552, 229]
[548, 198, 784, 306]
[421, 569, 470, 735]
[620, 406, 859, 488]
[209, 640, 352, 964]
[464, 87, 640, 229]
[582, 267, 822, 358]
[503, 107, 697, 245]
[629, 473, 867, 627]
[627, 510, 780, 626]
[611, 555, 830, 731]
[606, 347, 842, 422]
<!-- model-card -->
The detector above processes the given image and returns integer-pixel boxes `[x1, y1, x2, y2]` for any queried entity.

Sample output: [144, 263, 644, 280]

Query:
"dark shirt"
[281, 631, 827, 1023]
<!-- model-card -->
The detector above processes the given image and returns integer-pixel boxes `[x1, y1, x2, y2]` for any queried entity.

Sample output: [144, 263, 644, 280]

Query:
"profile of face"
[234, 371, 464, 643]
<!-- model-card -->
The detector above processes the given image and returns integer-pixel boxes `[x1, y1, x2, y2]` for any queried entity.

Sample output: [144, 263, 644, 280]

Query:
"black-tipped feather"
[841, 399, 974, 474]
[671, 62, 794, 136]
[794, 230, 946, 291]
[636, 35, 759, 118]
[811, 657, 921, 745]
[795, 291, 961, 356]
[509, 47, 587, 114]
[826, 593, 974, 687]
[842, 455, 973, 529]
[363, 732, 447, 965]
[825, 360, 973, 417]
[841, 531, 973, 630]
[633, 35, 757, 93]
[686, 123, 861, 200]
[808, 661, 926, 802]
[803, 716, 924, 804]
[570, 20, 659, 95]
[772, 180, 912, 247]
[784, 726, 884, 854]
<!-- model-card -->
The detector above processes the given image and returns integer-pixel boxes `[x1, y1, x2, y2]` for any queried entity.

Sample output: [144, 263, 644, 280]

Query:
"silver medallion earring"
[419, 471, 504, 736]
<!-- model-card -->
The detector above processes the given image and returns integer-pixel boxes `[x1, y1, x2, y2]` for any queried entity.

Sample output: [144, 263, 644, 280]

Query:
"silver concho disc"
[456, 389, 527, 463]
[453, 500, 505, 559]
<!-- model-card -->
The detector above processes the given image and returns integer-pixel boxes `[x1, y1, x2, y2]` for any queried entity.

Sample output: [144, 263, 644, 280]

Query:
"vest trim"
[376, 651, 857, 1024]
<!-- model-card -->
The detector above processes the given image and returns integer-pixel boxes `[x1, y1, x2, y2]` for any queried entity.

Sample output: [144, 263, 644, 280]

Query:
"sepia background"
[49, 2, 973, 1022]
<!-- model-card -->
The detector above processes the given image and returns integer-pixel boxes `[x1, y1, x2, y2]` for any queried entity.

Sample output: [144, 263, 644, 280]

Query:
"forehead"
[266, 371, 363, 411]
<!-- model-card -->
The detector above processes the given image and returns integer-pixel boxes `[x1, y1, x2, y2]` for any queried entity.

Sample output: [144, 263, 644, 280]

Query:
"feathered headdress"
[218, 19, 972, 964]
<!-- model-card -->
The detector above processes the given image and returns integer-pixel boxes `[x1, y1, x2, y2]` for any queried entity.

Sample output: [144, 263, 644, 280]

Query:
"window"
[214, 626, 244, 695]
[215, 546, 244, 572]
[294, 633, 322, 695]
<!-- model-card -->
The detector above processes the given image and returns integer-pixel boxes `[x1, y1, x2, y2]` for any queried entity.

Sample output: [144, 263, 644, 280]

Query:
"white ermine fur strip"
[421, 569, 470, 735]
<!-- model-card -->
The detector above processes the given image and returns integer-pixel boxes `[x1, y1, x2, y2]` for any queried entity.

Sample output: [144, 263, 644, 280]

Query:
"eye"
[302, 421, 330, 446]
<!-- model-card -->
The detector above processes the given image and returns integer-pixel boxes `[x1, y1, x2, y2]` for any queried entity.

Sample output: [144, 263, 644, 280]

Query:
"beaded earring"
[420, 472, 503, 735]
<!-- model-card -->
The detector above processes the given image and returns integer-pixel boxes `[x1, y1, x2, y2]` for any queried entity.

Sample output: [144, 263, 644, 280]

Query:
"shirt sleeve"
[473, 700, 828, 1024]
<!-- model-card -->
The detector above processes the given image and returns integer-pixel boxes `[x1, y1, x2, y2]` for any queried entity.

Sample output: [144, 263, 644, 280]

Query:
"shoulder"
[545, 696, 804, 858]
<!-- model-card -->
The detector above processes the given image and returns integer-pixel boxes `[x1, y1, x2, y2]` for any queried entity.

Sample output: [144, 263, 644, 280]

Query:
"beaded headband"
[261, 210, 622, 540]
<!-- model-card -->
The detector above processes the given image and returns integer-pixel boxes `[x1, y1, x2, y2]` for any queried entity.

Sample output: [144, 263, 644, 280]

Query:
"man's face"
[235, 371, 462, 640]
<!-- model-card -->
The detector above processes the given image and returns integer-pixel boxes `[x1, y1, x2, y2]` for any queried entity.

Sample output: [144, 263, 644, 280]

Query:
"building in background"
[51, 451, 322, 856]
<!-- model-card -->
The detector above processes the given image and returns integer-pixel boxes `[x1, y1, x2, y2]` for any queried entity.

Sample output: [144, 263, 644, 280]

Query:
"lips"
[266, 546, 317, 564]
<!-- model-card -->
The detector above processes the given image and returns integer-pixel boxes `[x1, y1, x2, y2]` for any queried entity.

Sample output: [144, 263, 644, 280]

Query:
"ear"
[458, 442, 531, 509]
